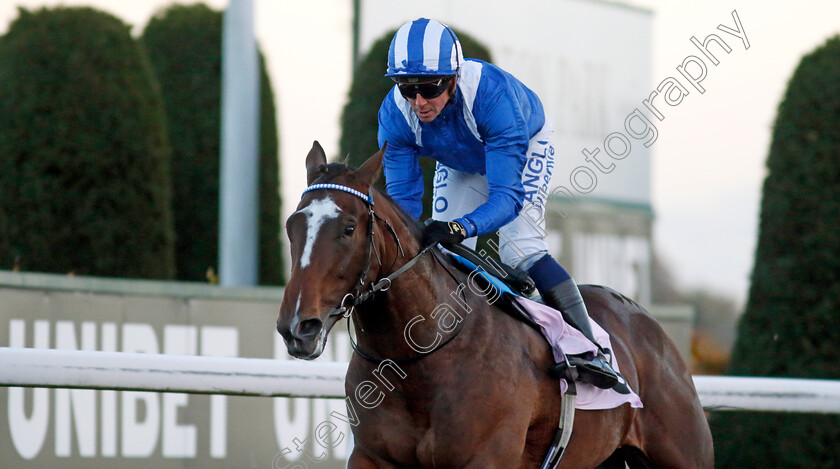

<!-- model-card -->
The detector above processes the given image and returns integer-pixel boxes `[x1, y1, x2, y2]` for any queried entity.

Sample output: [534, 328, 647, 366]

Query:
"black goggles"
[397, 77, 453, 100]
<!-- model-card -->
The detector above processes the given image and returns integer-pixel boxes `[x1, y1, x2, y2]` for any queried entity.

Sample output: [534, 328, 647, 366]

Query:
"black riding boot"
[542, 279, 621, 390]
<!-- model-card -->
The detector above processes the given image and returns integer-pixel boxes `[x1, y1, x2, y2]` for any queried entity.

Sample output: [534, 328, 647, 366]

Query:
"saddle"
[441, 243, 631, 394]
[440, 244, 539, 329]
[443, 242, 535, 296]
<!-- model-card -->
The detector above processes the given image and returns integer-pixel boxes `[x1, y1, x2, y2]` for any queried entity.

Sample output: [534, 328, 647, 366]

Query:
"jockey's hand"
[422, 220, 467, 247]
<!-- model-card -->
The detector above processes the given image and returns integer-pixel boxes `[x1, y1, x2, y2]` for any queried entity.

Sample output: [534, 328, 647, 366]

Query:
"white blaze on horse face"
[297, 196, 341, 269]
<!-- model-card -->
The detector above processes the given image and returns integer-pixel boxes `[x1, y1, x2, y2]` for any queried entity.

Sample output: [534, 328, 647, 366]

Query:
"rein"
[300, 183, 468, 364]
[346, 247, 468, 365]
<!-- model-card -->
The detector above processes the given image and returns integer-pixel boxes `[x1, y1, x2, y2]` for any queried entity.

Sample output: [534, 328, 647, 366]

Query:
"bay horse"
[276, 142, 713, 468]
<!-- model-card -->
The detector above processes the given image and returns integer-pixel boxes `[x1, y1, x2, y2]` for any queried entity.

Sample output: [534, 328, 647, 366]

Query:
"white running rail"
[692, 375, 840, 413]
[0, 347, 346, 398]
[2, 347, 839, 413]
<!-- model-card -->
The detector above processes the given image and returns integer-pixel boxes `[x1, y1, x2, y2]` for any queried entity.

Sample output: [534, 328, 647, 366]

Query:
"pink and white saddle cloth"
[445, 251, 642, 410]
[513, 296, 643, 410]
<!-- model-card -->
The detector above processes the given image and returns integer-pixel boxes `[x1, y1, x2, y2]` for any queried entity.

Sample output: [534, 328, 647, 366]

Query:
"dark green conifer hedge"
[142, 3, 283, 285]
[0, 7, 176, 279]
[711, 35, 840, 468]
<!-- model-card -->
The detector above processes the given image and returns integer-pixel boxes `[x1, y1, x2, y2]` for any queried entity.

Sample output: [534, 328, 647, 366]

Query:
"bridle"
[298, 183, 465, 364]
[300, 183, 430, 319]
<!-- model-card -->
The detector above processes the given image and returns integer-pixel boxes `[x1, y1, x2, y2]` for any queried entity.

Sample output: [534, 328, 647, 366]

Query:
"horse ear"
[306, 141, 327, 185]
[357, 142, 387, 187]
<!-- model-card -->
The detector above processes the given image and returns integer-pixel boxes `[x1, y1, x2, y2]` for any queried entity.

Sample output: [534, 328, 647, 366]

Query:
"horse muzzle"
[276, 316, 326, 360]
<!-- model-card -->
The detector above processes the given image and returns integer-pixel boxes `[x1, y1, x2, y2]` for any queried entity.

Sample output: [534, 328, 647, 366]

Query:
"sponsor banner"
[0, 272, 350, 468]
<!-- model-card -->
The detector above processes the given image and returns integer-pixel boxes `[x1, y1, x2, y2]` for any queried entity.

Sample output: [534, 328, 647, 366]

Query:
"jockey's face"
[404, 78, 455, 123]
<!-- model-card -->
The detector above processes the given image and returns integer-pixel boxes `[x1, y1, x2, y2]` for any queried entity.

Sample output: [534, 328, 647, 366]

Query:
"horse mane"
[372, 189, 425, 239]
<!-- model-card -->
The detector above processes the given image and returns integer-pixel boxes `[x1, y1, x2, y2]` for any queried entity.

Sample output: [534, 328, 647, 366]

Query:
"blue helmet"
[385, 18, 463, 79]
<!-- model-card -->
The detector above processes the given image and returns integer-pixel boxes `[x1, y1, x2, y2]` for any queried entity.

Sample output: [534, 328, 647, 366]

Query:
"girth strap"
[541, 380, 577, 469]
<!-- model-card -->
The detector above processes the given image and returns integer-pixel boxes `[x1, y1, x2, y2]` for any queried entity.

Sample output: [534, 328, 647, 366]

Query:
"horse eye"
[344, 225, 355, 236]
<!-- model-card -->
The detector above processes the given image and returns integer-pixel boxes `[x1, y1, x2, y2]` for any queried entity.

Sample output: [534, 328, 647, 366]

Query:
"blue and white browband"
[302, 184, 374, 205]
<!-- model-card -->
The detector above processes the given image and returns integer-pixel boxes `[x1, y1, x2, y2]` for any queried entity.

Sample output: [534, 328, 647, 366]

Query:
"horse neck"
[352, 255, 473, 360]
[351, 199, 483, 360]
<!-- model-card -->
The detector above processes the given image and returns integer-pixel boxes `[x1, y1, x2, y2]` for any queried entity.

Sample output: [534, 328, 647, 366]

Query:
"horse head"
[276, 141, 392, 359]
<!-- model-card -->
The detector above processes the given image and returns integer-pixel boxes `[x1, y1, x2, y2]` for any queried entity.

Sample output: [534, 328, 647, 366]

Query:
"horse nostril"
[296, 318, 323, 340]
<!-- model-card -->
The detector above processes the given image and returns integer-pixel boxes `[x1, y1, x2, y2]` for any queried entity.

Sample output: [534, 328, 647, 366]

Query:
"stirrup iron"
[549, 353, 621, 390]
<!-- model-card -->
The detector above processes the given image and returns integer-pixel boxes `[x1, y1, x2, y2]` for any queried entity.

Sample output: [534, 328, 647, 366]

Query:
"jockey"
[377, 18, 620, 389]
